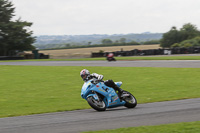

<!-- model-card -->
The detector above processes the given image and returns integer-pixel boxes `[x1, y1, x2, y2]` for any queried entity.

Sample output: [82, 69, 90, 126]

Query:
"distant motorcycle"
[106, 53, 116, 62]
[81, 79, 137, 111]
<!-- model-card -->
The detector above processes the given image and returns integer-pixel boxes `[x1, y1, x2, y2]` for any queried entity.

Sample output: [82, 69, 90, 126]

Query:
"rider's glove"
[97, 75, 104, 80]
[91, 73, 104, 80]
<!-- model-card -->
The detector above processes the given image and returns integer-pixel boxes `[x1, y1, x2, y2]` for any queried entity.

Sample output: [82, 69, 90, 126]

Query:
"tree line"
[37, 23, 200, 50]
[160, 23, 200, 48]
[35, 33, 163, 46]
[34, 40, 161, 50]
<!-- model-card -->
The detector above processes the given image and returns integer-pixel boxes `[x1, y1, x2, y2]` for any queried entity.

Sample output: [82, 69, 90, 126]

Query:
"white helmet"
[80, 69, 90, 81]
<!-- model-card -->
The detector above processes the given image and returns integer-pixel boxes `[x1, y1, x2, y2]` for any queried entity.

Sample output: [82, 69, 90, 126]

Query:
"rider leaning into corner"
[80, 69, 127, 99]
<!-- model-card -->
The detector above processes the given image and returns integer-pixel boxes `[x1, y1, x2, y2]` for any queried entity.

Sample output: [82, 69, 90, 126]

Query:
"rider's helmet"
[107, 53, 114, 58]
[80, 69, 90, 81]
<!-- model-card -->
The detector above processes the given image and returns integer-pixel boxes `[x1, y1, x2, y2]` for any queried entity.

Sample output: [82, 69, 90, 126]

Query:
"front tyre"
[87, 96, 106, 111]
[123, 91, 137, 108]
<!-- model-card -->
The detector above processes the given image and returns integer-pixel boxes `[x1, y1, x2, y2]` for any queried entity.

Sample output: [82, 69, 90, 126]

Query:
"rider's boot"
[104, 80, 129, 99]
[113, 85, 130, 100]
[112, 85, 125, 99]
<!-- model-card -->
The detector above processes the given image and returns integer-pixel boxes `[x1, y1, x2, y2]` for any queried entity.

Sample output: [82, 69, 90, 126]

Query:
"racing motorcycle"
[81, 79, 137, 111]
[106, 53, 116, 62]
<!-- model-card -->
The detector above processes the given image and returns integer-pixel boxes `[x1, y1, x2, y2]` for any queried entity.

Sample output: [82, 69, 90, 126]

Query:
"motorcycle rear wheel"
[123, 91, 137, 108]
[87, 96, 106, 111]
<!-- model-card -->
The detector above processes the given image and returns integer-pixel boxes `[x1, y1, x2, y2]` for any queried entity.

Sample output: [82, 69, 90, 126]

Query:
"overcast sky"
[11, 0, 200, 35]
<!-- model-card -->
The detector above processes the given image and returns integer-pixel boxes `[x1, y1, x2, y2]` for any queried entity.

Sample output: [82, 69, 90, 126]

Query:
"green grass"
[83, 121, 200, 133]
[0, 58, 104, 62]
[116, 55, 200, 60]
[1, 55, 200, 62]
[0, 66, 200, 117]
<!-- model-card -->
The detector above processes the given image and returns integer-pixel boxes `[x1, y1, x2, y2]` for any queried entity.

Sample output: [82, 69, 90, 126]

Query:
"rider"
[80, 69, 126, 99]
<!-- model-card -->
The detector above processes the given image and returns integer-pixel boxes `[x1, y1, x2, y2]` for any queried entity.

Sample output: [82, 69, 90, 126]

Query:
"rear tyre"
[87, 96, 106, 111]
[123, 91, 137, 108]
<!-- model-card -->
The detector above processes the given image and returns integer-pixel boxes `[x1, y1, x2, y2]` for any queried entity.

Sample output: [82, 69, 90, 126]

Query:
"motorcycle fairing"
[81, 79, 125, 108]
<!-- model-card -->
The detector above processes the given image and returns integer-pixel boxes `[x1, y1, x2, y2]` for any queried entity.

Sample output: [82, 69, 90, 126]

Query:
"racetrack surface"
[1, 60, 200, 68]
[0, 98, 199, 133]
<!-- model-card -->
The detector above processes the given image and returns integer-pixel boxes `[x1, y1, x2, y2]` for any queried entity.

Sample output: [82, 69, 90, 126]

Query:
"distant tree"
[0, 0, 35, 56]
[101, 39, 113, 44]
[179, 23, 200, 40]
[194, 36, 200, 44]
[88, 42, 92, 45]
[171, 43, 180, 48]
[171, 36, 200, 48]
[180, 36, 200, 47]
[127, 41, 140, 45]
[65, 43, 71, 47]
[114, 40, 119, 43]
[160, 27, 180, 48]
[160, 23, 200, 48]
[119, 38, 126, 43]
[142, 40, 160, 45]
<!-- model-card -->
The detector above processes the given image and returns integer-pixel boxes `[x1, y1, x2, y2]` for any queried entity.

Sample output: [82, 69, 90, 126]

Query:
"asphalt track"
[0, 60, 200, 133]
[0, 98, 199, 133]
[0, 60, 200, 68]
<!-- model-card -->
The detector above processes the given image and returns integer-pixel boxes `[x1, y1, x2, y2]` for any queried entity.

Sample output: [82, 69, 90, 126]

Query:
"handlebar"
[91, 79, 104, 84]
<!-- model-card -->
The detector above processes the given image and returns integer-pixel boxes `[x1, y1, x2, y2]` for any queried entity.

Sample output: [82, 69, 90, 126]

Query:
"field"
[0, 65, 200, 118]
[84, 121, 200, 133]
[37, 44, 160, 58]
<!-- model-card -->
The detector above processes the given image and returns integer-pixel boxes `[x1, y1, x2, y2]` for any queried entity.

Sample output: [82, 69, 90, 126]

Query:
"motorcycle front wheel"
[123, 91, 137, 108]
[87, 96, 106, 111]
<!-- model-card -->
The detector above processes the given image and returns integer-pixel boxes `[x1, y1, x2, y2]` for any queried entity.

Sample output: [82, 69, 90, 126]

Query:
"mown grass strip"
[0, 66, 200, 117]
[116, 55, 200, 60]
[83, 121, 200, 133]
[1, 55, 200, 62]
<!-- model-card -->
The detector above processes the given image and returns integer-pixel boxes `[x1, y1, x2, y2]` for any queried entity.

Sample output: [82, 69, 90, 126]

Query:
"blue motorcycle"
[81, 79, 137, 111]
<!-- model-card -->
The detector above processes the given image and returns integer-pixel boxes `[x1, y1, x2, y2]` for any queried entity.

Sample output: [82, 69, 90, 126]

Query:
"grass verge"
[83, 121, 200, 133]
[1, 55, 200, 62]
[0, 66, 200, 117]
